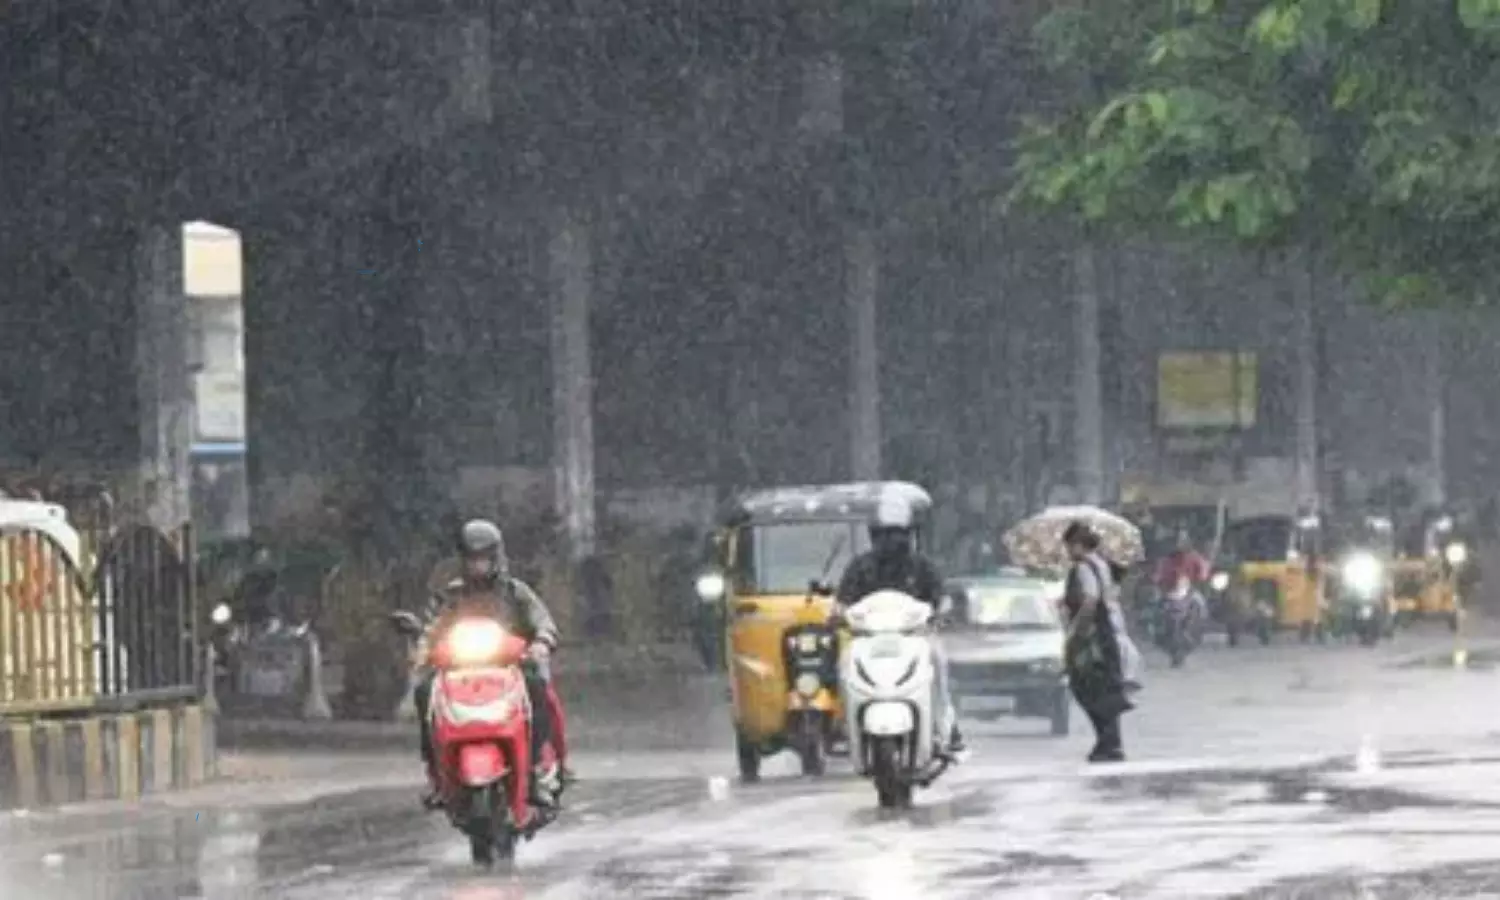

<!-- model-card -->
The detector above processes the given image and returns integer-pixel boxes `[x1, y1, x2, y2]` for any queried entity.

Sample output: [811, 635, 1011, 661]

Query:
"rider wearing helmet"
[411, 519, 565, 807]
[835, 495, 965, 756]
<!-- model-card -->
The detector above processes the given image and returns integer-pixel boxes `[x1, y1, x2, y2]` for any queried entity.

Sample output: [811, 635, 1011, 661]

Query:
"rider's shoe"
[530, 767, 562, 809]
[420, 772, 444, 810]
[948, 725, 967, 755]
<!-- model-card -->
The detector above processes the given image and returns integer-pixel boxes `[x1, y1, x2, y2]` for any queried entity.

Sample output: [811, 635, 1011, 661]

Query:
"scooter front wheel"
[870, 737, 912, 810]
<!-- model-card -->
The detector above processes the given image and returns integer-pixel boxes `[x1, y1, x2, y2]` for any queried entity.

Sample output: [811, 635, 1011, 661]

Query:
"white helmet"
[872, 495, 913, 530]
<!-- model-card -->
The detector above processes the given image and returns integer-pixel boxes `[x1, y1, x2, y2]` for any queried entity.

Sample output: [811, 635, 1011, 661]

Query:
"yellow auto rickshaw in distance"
[1394, 514, 1466, 630]
[1220, 513, 1324, 644]
[695, 481, 933, 781]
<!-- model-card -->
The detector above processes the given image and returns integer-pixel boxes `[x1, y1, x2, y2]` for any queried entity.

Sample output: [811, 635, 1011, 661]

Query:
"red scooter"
[390, 611, 566, 867]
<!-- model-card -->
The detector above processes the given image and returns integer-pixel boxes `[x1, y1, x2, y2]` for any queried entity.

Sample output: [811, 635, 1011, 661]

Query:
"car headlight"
[695, 572, 726, 601]
[1446, 542, 1469, 566]
[1341, 553, 1383, 595]
[1209, 572, 1229, 592]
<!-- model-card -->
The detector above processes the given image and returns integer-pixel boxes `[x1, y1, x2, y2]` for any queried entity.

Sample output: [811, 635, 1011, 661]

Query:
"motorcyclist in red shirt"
[1154, 531, 1211, 606]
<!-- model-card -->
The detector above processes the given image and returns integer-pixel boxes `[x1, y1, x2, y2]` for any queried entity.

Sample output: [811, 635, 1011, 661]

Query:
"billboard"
[1156, 351, 1258, 429]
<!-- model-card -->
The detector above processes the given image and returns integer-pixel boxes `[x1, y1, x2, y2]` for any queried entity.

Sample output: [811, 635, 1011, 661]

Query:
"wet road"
[6, 626, 1500, 899]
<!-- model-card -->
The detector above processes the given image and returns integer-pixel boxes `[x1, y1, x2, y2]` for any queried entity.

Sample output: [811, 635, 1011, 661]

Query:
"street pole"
[549, 212, 597, 562]
[1292, 251, 1319, 517]
[135, 223, 194, 533]
[1427, 319, 1447, 508]
[1073, 240, 1104, 507]
[848, 228, 882, 481]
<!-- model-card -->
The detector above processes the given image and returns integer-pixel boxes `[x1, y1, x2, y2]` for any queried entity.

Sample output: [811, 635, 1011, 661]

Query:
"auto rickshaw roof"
[723, 481, 933, 525]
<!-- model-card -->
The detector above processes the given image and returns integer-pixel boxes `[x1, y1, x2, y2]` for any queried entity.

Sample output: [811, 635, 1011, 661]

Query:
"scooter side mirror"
[388, 610, 424, 637]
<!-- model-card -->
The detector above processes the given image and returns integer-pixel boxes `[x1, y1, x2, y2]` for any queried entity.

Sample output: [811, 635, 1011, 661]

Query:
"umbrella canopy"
[1002, 505, 1145, 573]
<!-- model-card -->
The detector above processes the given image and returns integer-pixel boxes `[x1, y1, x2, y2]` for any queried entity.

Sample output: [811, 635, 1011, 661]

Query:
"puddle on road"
[1389, 648, 1499, 671]
[843, 788, 994, 830]
[586, 846, 810, 898]
[1090, 764, 1500, 817]
[1244, 860, 1500, 899]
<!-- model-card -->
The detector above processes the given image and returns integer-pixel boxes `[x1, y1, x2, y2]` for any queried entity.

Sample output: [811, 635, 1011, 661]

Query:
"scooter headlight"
[1341, 553, 1383, 595]
[695, 572, 726, 601]
[794, 673, 821, 696]
[447, 619, 507, 666]
[1446, 542, 1469, 566]
[211, 603, 233, 626]
[1209, 572, 1229, 592]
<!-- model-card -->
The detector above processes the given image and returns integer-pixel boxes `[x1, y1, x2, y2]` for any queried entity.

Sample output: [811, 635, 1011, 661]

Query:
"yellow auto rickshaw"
[695, 481, 933, 781]
[1392, 514, 1466, 630]
[1220, 514, 1324, 645]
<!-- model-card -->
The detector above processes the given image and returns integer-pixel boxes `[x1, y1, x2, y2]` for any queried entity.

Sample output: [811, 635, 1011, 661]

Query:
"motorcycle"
[1327, 551, 1390, 647]
[838, 590, 951, 810]
[388, 611, 562, 867]
[1154, 577, 1204, 668]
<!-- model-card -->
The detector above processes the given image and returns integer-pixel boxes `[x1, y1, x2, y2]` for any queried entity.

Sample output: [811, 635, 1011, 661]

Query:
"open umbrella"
[1002, 505, 1144, 573]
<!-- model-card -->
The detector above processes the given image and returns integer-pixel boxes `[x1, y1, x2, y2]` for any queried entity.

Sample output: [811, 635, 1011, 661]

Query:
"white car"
[943, 569, 1071, 736]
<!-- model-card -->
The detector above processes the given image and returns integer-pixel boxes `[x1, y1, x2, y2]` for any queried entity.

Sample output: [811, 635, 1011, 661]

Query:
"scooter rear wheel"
[466, 784, 515, 868]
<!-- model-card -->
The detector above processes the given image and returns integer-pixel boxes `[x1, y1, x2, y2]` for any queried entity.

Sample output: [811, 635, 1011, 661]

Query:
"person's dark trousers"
[1086, 709, 1124, 761]
[414, 671, 436, 772]
[415, 665, 552, 769]
[521, 660, 552, 765]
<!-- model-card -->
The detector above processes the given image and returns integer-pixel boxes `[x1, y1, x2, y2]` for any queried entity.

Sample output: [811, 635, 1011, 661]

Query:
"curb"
[0, 703, 216, 811]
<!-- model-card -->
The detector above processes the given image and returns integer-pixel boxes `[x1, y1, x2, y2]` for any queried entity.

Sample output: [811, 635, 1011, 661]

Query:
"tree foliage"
[1012, 0, 1500, 306]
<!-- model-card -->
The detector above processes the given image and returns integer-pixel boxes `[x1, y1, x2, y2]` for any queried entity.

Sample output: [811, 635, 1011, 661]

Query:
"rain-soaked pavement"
[7, 626, 1500, 899]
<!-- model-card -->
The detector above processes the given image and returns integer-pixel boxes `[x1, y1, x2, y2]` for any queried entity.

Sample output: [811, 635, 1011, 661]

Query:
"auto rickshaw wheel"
[1298, 622, 1314, 643]
[735, 730, 762, 783]
[1226, 622, 1240, 647]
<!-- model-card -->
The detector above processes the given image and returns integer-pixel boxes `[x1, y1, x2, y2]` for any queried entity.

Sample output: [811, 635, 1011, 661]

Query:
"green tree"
[1012, 0, 1500, 306]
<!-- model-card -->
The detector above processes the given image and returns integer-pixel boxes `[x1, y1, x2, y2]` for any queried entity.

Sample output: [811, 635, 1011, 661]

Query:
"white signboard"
[195, 370, 246, 442]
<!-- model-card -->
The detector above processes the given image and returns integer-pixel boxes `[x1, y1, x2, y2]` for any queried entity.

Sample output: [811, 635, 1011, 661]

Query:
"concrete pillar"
[847, 229, 881, 481]
[134, 224, 194, 532]
[549, 211, 596, 561]
[1072, 240, 1105, 507]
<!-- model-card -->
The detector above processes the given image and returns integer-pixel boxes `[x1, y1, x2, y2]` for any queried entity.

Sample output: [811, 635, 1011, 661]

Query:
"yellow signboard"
[1157, 351, 1258, 429]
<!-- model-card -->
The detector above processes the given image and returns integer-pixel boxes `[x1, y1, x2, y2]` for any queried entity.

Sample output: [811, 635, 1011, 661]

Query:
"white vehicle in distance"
[943, 568, 1070, 736]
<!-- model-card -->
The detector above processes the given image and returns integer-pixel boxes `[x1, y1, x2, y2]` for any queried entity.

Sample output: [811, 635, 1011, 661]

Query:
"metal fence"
[0, 523, 198, 716]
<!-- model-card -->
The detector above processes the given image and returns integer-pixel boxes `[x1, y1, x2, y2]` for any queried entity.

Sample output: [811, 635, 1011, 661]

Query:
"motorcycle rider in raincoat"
[411, 519, 569, 808]
[835, 496, 965, 756]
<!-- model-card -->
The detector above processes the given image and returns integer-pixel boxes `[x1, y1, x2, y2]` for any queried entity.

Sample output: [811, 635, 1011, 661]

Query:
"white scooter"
[839, 590, 952, 810]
